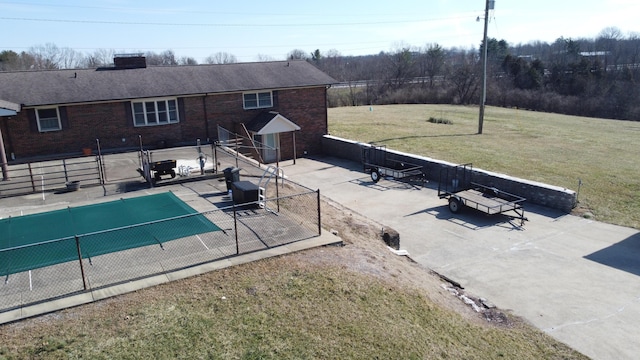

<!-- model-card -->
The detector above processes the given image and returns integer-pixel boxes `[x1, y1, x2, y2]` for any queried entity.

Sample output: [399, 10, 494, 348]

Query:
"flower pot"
[66, 180, 80, 191]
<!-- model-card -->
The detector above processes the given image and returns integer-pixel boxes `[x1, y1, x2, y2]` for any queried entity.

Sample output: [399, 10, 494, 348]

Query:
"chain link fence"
[1, 139, 321, 316]
[1, 186, 320, 315]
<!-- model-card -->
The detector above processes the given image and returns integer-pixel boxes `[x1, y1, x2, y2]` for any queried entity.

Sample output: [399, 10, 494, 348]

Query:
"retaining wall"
[321, 135, 576, 213]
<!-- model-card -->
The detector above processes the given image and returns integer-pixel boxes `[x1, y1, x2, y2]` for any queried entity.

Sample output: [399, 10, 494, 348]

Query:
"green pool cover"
[0, 192, 221, 276]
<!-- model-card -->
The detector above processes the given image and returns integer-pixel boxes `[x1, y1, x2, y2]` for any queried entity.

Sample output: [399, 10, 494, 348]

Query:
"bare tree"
[28, 43, 63, 69]
[624, 32, 640, 66]
[420, 43, 445, 88]
[59, 47, 83, 69]
[160, 50, 178, 65]
[178, 56, 198, 65]
[383, 44, 417, 89]
[450, 51, 480, 104]
[287, 49, 308, 60]
[205, 52, 237, 64]
[343, 60, 362, 106]
[145, 50, 178, 66]
[256, 53, 276, 62]
[597, 26, 623, 70]
[317, 49, 342, 77]
[84, 48, 116, 68]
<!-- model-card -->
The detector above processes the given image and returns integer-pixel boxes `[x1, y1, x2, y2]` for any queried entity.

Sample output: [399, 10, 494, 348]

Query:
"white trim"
[243, 91, 273, 110]
[256, 113, 301, 135]
[35, 106, 62, 132]
[131, 97, 179, 127]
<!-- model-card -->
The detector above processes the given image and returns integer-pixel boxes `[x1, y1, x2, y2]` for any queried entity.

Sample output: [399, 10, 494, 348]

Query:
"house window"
[243, 91, 273, 109]
[132, 98, 179, 126]
[36, 107, 62, 132]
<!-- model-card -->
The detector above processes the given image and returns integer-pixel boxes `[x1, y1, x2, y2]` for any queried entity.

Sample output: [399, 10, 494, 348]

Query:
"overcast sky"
[1, 0, 639, 63]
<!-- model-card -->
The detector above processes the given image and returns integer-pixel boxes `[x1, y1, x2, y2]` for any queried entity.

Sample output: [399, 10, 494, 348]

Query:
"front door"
[262, 133, 279, 163]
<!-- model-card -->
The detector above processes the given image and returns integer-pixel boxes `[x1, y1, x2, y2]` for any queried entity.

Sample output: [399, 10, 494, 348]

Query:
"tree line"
[1, 27, 639, 121]
[310, 27, 640, 121]
[0, 45, 245, 70]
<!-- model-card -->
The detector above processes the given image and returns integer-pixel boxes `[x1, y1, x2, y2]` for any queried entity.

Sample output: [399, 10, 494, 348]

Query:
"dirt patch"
[571, 202, 595, 219]
[306, 196, 518, 328]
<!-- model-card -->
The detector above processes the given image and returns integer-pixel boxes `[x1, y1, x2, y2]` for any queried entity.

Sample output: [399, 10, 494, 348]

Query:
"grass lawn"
[0, 200, 588, 359]
[329, 104, 640, 229]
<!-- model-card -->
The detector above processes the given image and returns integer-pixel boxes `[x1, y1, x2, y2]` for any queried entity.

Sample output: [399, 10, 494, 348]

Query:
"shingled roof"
[0, 60, 336, 107]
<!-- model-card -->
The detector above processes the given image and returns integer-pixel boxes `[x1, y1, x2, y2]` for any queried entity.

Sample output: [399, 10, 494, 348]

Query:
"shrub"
[427, 117, 453, 125]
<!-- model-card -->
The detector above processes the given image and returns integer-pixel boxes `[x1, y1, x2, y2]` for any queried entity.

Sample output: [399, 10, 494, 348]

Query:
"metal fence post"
[233, 203, 239, 255]
[234, 133, 239, 168]
[317, 189, 321, 235]
[28, 163, 36, 192]
[96, 138, 106, 184]
[213, 142, 218, 173]
[62, 159, 69, 182]
[75, 236, 88, 291]
[276, 171, 280, 212]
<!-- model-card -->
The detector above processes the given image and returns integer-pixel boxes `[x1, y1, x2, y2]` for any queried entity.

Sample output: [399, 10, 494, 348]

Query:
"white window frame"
[35, 107, 62, 132]
[243, 91, 273, 109]
[132, 97, 179, 127]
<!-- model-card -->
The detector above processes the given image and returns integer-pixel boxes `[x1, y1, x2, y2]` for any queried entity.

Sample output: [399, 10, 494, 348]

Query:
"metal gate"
[0, 155, 105, 198]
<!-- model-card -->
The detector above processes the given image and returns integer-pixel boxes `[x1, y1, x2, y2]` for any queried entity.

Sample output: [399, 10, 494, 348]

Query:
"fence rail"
[0, 156, 104, 198]
[0, 189, 320, 314]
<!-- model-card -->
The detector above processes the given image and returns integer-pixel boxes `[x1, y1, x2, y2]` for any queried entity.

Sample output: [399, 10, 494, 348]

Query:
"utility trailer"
[362, 144, 427, 184]
[438, 163, 527, 226]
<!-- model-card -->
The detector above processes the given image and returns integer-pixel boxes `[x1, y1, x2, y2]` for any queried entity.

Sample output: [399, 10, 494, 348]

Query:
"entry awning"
[0, 99, 20, 116]
[245, 111, 300, 135]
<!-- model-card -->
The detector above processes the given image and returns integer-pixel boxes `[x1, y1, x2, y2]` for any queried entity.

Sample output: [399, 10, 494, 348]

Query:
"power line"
[0, 14, 476, 28]
[0, 1, 483, 19]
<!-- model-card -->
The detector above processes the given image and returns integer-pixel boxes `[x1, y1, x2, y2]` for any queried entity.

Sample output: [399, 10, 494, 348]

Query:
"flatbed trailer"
[438, 163, 527, 226]
[362, 144, 427, 184]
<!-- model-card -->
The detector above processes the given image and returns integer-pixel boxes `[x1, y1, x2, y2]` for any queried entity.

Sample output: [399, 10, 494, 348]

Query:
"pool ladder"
[258, 165, 284, 210]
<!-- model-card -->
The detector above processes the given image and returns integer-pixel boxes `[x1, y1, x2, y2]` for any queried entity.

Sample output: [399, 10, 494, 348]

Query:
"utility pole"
[478, 0, 494, 134]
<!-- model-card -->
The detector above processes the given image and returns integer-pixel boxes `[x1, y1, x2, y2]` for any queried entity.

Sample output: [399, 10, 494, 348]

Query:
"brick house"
[0, 56, 336, 164]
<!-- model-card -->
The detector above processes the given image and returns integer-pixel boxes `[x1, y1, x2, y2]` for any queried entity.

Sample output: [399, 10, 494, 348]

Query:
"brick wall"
[203, 87, 328, 160]
[276, 87, 328, 156]
[5, 86, 328, 161]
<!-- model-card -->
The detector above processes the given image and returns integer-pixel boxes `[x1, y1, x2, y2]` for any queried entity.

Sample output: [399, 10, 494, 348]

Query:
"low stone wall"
[321, 135, 576, 213]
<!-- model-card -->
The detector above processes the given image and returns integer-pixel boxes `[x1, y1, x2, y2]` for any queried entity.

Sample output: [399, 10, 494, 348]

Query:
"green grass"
[0, 256, 586, 359]
[329, 104, 640, 228]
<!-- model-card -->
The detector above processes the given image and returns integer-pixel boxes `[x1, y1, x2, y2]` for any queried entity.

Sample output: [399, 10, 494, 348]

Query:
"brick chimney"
[113, 54, 147, 69]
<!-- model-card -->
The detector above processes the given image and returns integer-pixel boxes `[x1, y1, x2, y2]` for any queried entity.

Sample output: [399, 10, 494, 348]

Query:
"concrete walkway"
[282, 155, 640, 360]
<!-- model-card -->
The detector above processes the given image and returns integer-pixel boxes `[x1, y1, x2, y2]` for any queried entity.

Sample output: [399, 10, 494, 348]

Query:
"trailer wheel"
[448, 197, 462, 213]
[370, 168, 381, 183]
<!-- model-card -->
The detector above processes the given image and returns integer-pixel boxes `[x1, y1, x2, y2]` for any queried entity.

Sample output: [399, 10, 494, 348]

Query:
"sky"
[1, 0, 639, 64]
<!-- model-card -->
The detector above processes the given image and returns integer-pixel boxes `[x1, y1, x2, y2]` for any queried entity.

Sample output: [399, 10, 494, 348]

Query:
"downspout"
[324, 85, 330, 135]
[202, 96, 210, 142]
[0, 123, 9, 180]
[292, 131, 297, 165]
